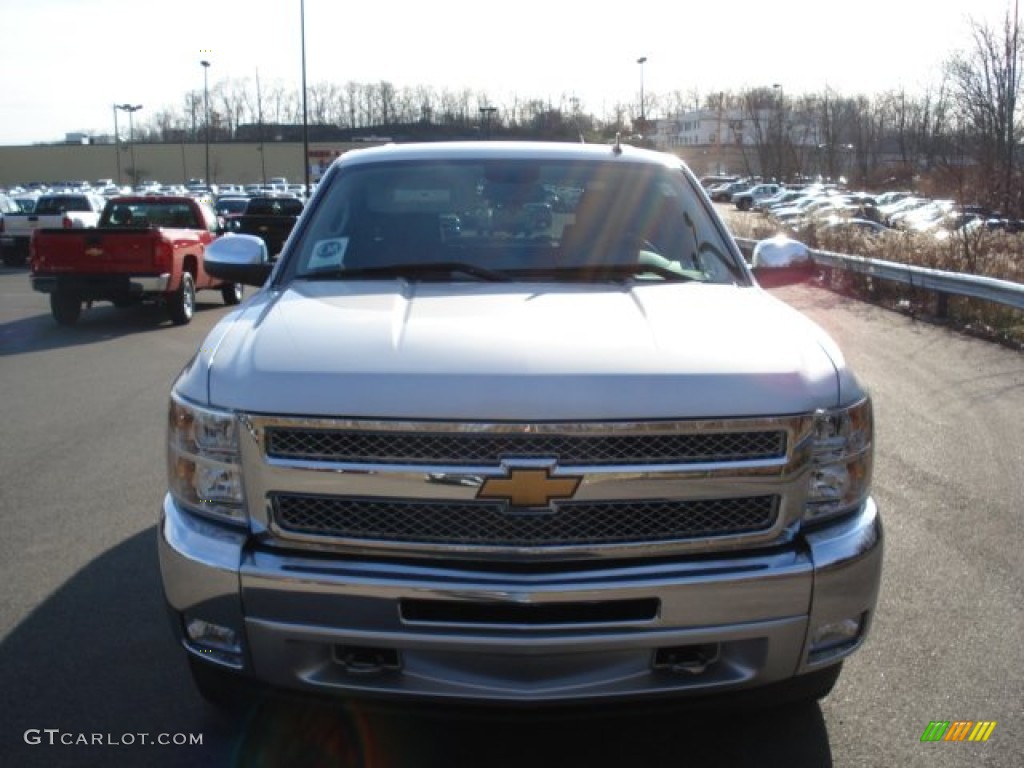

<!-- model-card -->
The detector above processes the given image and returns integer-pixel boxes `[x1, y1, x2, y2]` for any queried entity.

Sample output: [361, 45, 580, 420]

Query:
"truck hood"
[188, 281, 856, 420]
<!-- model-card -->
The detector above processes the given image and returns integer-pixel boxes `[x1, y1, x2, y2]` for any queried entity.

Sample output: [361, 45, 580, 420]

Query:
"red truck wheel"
[221, 283, 244, 305]
[50, 292, 82, 326]
[168, 272, 195, 325]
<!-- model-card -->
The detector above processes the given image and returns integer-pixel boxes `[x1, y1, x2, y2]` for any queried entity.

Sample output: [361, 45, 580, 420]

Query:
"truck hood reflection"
[205, 281, 848, 420]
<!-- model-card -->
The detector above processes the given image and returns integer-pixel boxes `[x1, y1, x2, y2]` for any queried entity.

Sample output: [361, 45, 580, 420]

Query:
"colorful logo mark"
[921, 721, 997, 742]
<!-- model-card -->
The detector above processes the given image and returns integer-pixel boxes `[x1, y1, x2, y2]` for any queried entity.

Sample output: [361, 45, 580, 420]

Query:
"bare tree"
[945, 4, 1023, 214]
[307, 81, 344, 126]
[739, 87, 781, 180]
[344, 82, 360, 128]
[183, 91, 202, 140]
[216, 78, 252, 139]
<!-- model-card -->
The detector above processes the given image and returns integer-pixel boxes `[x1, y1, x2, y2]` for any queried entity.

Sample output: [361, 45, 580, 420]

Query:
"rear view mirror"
[205, 233, 272, 286]
[751, 235, 815, 288]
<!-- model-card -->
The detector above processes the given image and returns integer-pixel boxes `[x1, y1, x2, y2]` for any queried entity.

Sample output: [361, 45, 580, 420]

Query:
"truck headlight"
[167, 393, 246, 525]
[804, 398, 873, 524]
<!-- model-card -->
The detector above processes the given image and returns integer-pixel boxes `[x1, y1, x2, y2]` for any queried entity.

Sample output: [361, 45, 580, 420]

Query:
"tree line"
[131, 11, 1021, 216]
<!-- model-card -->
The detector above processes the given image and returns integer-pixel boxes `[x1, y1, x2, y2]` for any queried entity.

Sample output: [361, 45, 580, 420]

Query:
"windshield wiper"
[299, 261, 512, 282]
[530, 263, 698, 282]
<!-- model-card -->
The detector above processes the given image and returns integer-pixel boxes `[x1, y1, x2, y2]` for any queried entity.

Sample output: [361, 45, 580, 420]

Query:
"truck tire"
[168, 272, 196, 325]
[221, 283, 244, 305]
[50, 292, 82, 325]
[737, 198, 752, 211]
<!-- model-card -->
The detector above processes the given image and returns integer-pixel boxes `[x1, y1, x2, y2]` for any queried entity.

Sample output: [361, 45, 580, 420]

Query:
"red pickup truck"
[30, 196, 243, 326]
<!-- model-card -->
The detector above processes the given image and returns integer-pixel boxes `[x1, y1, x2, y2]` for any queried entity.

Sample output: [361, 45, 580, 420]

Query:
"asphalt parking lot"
[1, 266, 1022, 767]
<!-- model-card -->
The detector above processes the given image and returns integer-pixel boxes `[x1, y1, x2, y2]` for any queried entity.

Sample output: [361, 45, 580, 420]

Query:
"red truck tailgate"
[32, 228, 166, 274]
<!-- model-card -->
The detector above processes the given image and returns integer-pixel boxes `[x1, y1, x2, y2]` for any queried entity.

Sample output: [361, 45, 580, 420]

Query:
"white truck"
[161, 141, 882, 709]
[1, 192, 106, 266]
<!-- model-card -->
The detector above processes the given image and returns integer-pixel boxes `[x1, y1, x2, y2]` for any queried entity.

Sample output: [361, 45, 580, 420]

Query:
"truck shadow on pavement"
[226, 691, 833, 767]
[0, 300, 226, 357]
[0, 528, 833, 768]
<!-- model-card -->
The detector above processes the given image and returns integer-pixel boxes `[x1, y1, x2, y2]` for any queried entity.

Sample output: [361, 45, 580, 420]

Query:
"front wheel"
[168, 272, 195, 325]
[221, 282, 243, 305]
[50, 292, 82, 325]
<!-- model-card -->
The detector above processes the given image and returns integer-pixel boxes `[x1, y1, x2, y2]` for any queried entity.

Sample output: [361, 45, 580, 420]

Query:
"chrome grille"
[265, 428, 787, 466]
[271, 493, 779, 547]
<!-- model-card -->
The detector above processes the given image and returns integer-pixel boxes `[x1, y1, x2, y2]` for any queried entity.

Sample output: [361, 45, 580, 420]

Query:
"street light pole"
[637, 56, 647, 133]
[116, 104, 143, 187]
[112, 104, 122, 186]
[300, 0, 310, 195]
[201, 60, 211, 189]
[256, 67, 267, 185]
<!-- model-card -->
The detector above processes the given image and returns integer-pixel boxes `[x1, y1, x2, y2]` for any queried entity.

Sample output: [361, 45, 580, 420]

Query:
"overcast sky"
[0, 0, 1018, 145]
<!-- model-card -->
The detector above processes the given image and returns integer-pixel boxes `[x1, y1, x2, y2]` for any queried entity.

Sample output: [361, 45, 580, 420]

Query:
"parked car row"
[0, 179, 290, 254]
[721, 179, 1023, 241]
[0, 176, 309, 326]
[2, 177, 314, 206]
[1, 177, 309, 263]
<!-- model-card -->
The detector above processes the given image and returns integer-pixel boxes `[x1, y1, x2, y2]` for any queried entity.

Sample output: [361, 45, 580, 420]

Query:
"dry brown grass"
[725, 208, 1024, 349]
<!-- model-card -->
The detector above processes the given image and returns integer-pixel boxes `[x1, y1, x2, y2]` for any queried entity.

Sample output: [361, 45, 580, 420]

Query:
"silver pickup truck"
[0, 192, 106, 266]
[160, 141, 882, 710]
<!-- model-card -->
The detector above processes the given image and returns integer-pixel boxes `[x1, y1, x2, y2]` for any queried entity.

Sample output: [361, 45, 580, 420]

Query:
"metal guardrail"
[734, 237, 1024, 312]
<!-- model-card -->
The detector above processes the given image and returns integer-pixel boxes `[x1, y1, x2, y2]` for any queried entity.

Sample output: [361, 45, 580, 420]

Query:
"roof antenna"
[613, 133, 623, 155]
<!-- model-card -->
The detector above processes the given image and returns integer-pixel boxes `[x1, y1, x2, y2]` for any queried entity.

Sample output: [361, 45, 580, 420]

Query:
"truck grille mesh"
[271, 493, 779, 547]
[265, 429, 786, 466]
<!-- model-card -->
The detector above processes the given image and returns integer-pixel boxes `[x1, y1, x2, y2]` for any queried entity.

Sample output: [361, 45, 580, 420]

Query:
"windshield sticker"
[308, 238, 348, 269]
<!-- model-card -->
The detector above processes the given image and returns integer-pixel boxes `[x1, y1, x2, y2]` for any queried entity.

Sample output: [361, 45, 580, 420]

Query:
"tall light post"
[256, 67, 267, 185]
[636, 56, 647, 134]
[300, 0, 310, 195]
[112, 104, 122, 186]
[116, 104, 143, 187]
[201, 60, 211, 188]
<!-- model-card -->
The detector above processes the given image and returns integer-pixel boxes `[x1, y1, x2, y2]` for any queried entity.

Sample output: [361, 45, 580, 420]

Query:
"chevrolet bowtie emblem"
[477, 467, 582, 508]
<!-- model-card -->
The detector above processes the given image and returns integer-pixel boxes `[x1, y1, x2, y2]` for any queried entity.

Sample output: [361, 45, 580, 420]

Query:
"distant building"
[648, 106, 864, 181]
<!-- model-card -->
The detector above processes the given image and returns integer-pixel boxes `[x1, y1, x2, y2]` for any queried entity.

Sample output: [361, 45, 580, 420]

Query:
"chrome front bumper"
[159, 494, 882, 704]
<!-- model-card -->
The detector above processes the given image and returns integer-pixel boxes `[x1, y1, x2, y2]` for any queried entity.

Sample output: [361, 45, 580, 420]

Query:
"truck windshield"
[290, 159, 743, 284]
[34, 196, 92, 215]
[99, 202, 201, 229]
